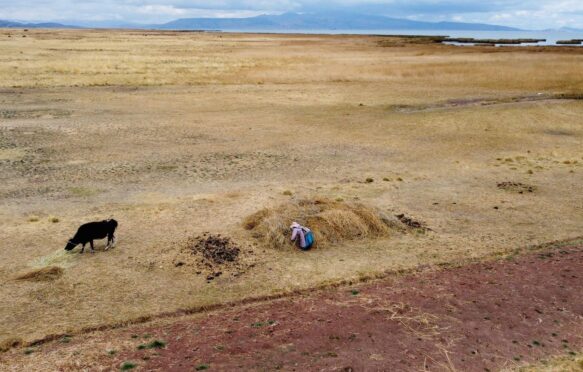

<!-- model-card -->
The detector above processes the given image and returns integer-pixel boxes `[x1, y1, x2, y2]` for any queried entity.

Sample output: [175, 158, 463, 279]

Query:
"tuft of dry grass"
[15, 266, 64, 282]
[506, 353, 583, 371]
[243, 198, 392, 249]
[0, 337, 22, 352]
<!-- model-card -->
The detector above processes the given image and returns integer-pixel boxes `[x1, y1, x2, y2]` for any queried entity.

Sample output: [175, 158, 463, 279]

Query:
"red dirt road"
[104, 244, 583, 371]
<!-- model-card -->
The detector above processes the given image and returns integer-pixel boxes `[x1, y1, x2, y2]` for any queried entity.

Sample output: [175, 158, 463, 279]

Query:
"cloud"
[0, 0, 582, 29]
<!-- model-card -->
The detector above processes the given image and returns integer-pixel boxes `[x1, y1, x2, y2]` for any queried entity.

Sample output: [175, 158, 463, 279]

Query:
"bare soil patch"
[498, 181, 537, 194]
[395, 213, 431, 231]
[389, 94, 576, 113]
[173, 234, 253, 281]
[189, 234, 241, 265]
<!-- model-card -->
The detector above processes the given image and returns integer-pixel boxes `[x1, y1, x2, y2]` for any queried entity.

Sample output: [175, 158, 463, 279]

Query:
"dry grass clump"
[507, 354, 583, 371]
[0, 337, 22, 352]
[15, 266, 64, 282]
[243, 198, 392, 249]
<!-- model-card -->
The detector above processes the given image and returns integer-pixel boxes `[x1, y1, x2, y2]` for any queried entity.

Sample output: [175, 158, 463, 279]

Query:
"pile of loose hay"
[243, 198, 397, 249]
[15, 266, 64, 282]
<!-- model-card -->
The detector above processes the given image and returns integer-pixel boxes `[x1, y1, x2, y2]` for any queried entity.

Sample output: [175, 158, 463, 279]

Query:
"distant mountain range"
[0, 20, 78, 28]
[1, 12, 523, 32]
[4, 14, 583, 32]
[156, 12, 521, 31]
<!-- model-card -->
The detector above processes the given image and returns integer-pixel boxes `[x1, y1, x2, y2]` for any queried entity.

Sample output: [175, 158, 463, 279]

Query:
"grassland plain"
[0, 29, 582, 359]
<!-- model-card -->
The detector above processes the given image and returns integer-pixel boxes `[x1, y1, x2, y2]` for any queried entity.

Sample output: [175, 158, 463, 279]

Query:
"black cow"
[65, 219, 118, 253]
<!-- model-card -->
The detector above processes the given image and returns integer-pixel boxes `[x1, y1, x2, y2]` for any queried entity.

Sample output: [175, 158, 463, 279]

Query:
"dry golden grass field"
[0, 29, 582, 366]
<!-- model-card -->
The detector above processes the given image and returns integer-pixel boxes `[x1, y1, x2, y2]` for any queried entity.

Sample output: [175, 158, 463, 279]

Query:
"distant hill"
[158, 12, 521, 31]
[0, 20, 78, 28]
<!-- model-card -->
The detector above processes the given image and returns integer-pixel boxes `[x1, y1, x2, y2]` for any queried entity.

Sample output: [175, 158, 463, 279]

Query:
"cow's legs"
[90, 240, 95, 253]
[80, 243, 85, 254]
[105, 233, 114, 250]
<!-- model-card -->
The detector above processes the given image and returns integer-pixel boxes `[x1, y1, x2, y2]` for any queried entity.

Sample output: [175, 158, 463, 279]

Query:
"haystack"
[243, 198, 396, 249]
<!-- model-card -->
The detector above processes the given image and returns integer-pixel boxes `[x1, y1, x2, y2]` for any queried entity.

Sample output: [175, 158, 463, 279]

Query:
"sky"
[1, 0, 583, 29]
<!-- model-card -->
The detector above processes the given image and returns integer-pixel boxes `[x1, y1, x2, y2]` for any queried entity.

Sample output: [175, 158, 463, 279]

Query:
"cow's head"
[64, 239, 78, 251]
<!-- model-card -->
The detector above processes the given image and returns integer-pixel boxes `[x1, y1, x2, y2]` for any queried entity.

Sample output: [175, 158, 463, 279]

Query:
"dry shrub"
[15, 266, 64, 282]
[243, 198, 393, 249]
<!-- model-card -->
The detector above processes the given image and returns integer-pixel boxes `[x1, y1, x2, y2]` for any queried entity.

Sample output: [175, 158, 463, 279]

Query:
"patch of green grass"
[24, 348, 34, 355]
[251, 322, 265, 328]
[120, 362, 136, 370]
[195, 364, 210, 370]
[351, 289, 360, 296]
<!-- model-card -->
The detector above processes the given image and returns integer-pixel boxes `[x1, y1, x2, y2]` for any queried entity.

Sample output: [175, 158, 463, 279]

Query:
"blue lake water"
[224, 29, 583, 46]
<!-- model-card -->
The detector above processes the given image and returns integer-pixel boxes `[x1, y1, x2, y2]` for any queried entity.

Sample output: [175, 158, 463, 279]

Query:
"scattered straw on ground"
[15, 266, 64, 282]
[243, 198, 401, 249]
[506, 354, 583, 371]
[32, 249, 77, 269]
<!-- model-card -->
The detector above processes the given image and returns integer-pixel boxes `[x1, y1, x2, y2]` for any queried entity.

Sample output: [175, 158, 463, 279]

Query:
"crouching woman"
[290, 222, 314, 250]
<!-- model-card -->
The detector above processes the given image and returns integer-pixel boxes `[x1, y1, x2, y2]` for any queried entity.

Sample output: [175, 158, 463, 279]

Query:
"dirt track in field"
[5, 242, 581, 371]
